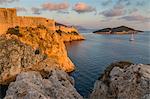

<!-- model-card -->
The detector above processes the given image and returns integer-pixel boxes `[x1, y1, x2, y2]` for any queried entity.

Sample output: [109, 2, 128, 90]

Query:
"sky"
[0, 0, 150, 30]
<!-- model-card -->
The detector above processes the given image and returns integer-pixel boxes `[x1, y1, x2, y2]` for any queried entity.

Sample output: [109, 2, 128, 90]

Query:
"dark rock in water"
[0, 85, 8, 98]
[90, 61, 150, 99]
[4, 70, 83, 99]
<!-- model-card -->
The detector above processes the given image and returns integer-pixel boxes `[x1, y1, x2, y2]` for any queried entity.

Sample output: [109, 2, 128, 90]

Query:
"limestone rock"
[90, 61, 150, 99]
[58, 32, 85, 42]
[17, 26, 75, 72]
[0, 31, 72, 84]
[0, 35, 45, 84]
[4, 71, 83, 99]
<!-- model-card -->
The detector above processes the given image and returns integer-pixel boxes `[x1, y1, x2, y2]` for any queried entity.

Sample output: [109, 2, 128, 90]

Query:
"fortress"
[0, 8, 78, 35]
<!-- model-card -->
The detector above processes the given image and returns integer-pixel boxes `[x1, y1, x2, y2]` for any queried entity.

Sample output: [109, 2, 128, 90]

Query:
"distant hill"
[73, 25, 96, 33]
[93, 26, 143, 34]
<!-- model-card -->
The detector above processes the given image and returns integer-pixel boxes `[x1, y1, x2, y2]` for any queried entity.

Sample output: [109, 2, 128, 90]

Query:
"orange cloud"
[73, 2, 96, 13]
[42, 2, 69, 11]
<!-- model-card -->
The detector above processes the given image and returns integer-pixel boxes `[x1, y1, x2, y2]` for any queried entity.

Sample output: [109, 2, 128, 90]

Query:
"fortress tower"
[0, 8, 17, 34]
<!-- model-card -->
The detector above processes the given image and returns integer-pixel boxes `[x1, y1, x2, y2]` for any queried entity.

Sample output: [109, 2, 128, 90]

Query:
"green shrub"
[6, 26, 22, 37]
[37, 24, 47, 29]
[56, 29, 62, 36]
[71, 31, 78, 35]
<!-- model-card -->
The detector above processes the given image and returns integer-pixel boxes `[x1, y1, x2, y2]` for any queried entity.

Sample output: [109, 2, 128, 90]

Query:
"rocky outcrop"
[0, 7, 85, 99]
[4, 70, 83, 99]
[0, 25, 85, 85]
[90, 61, 150, 99]
[55, 23, 85, 42]
[17, 26, 75, 72]
[0, 34, 56, 84]
[0, 25, 84, 98]
[56, 31, 85, 42]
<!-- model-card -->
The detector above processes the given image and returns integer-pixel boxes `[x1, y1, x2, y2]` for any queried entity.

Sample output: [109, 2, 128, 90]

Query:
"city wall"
[0, 8, 56, 35]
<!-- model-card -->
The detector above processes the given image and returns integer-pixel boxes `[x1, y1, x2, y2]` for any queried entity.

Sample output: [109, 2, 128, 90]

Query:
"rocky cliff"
[55, 22, 85, 42]
[0, 7, 85, 99]
[0, 25, 84, 98]
[56, 30, 85, 42]
[90, 61, 150, 99]
[0, 25, 85, 85]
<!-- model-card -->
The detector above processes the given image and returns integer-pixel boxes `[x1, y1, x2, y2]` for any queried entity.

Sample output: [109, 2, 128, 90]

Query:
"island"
[93, 26, 143, 34]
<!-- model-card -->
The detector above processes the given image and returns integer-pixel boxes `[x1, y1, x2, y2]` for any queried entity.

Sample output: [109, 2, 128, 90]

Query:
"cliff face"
[90, 61, 150, 99]
[17, 26, 75, 72]
[0, 24, 85, 85]
[56, 30, 85, 42]
[0, 7, 85, 99]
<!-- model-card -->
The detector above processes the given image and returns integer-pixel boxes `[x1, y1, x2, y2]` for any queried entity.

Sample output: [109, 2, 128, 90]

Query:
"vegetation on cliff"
[6, 26, 22, 37]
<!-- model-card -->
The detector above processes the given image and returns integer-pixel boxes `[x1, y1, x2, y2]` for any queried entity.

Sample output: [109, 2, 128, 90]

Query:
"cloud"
[16, 7, 27, 12]
[73, 2, 96, 13]
[136, 1, 145, 6]
[120, 14, 150, 22]
[0, 0, 19, 4]
[117, 0, 131, 6]
[129, 8, 138, 14]
[57, 10, 69, 14]
[31, 7, 41, 15]
[41, 2, 69, 11]
[101, 0, 112, 6]
[101, 4, 125, 17]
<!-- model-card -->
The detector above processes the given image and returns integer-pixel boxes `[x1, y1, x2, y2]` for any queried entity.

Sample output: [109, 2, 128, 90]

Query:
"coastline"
[0, 26, 85, 98]
[0, 7, 149, 99]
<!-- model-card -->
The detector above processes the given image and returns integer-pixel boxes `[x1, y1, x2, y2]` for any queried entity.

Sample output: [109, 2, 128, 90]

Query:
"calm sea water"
[65, 32, 150, 98]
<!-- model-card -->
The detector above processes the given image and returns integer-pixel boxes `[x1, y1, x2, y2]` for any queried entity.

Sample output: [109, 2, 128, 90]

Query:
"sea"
[65, 31, 150, 98]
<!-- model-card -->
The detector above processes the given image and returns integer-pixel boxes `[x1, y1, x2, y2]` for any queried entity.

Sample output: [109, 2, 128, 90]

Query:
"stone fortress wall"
[0, 8, 17, 34]
[0, 8, 77, 35]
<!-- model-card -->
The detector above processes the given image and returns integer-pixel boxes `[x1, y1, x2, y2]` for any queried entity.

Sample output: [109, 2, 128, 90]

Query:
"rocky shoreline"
[0, 25, 84, 99]
[90, 61, 150, 99]
[0, 22, 149, 99]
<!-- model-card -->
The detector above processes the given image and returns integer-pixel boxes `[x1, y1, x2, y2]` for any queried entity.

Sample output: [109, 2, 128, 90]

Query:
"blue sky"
[0, 0, 150, 30]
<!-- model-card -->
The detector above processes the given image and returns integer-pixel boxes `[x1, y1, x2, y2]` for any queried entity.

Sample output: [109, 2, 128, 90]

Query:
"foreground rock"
[4, 70, 83, 99]
[90, 61, 150, 99]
